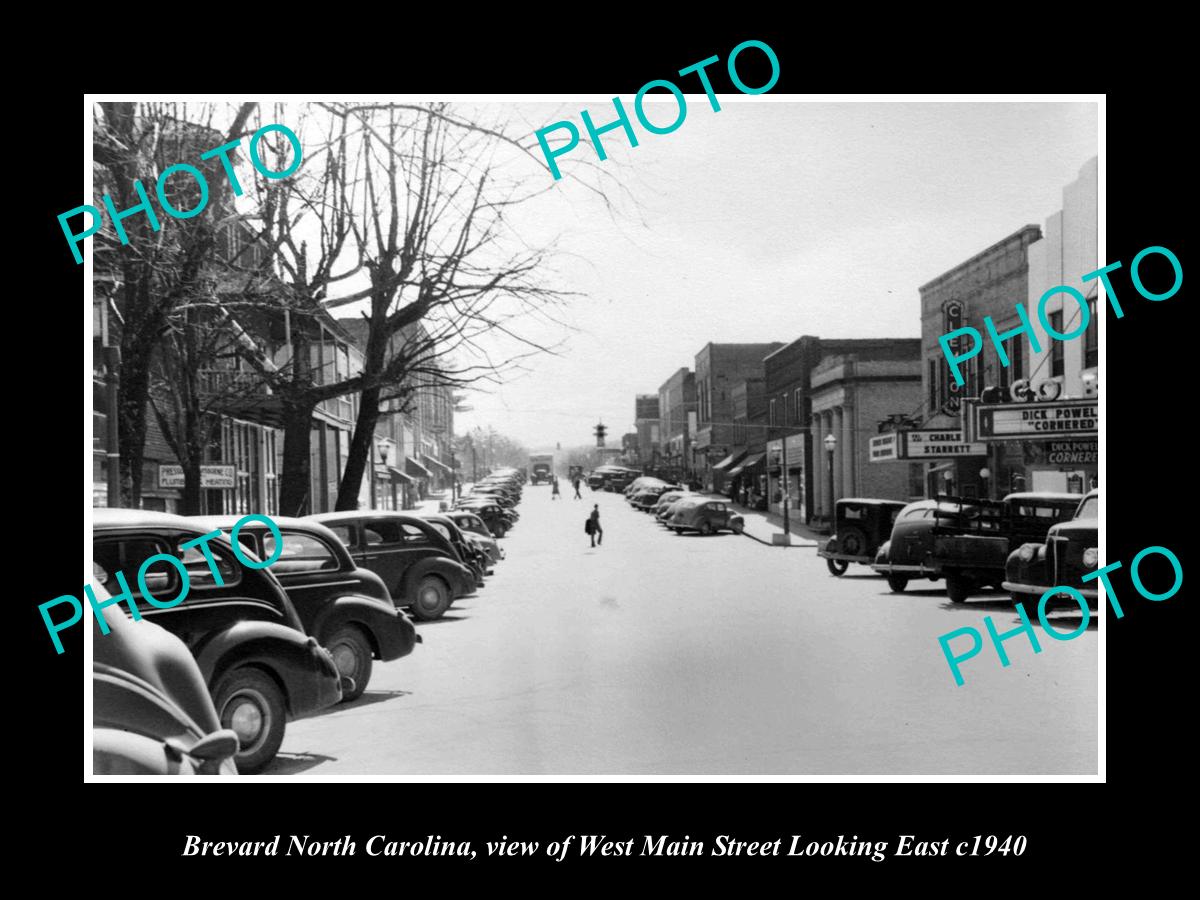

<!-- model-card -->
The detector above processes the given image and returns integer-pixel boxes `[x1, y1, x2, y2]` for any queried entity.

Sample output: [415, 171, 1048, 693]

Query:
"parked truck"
[529, 454, 555, 485]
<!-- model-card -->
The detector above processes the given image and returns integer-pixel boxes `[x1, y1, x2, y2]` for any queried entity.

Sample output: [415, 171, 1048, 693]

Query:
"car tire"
[826, 558, 849, 576]
[213, 667, 286, 774]
[699, 522, 713, 535]
[886, 574, 909, 593]
[945, 574, 973, 604]
[838, 525, 868, 558]
[324, 625, 372, 702]
[410, 576, 451, 621]
[731, 520, 744, 534]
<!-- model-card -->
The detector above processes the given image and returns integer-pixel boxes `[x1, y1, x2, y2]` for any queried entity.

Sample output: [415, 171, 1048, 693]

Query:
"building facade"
[657, 368, 697, 479]
[809, 349, 923, 521]
[963, 157, 1099, 496]
[914, 225, 1043, 499]
[633, 394, 660, 467]
[764, 336, 922, 524]
[693, 342, 783, 492]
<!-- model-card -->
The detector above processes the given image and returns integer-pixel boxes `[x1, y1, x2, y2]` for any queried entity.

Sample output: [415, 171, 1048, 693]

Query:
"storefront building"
[809, 349, 923, 522]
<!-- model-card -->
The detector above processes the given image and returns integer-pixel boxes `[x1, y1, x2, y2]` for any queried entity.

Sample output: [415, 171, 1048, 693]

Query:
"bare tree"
[92, 101, 256, 507]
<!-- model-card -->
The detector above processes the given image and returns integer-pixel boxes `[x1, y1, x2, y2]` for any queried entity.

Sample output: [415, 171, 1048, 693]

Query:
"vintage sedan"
[653, 491, 692, 520]
[453, 499, 511, 537]
[631, 484, 677, 511]
[193, 516, 420, 702]
[871, 499, 947, 592]
[819, 498, 908, 577]
[92, 509, 344, 773]
[1003, 490, 1099, 608]
[419, 513, 490, 586]
[311, 511, 477, 621]
[445, 511, 505, 564]
[93, 584, 239, 776]
[668, 497, 745, 535]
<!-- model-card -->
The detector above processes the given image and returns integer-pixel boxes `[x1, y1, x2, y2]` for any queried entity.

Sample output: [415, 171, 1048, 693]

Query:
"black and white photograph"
[75, 90, 1110, 781]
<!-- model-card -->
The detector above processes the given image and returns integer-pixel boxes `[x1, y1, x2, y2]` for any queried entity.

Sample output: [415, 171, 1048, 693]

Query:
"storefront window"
[1084, 298, 1098, 370]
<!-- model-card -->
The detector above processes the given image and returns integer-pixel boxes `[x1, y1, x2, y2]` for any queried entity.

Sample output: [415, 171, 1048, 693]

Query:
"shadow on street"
[265, 751, 337, 775]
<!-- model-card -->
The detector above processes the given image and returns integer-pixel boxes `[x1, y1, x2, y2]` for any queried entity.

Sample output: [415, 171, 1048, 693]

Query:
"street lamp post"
[979, 466, 991, 501]
[377, 441, 389, 509]
[824, 432, 837, 527]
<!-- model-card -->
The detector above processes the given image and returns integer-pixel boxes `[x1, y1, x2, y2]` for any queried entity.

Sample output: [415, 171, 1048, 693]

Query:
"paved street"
[268, 487, 1097, 776]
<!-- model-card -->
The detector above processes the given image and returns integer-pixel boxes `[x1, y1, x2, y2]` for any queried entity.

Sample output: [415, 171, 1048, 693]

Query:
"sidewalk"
[691, 492, 822, 548]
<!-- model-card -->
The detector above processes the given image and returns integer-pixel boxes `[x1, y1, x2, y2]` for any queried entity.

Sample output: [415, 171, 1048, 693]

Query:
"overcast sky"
[448, 100, 1098, 450]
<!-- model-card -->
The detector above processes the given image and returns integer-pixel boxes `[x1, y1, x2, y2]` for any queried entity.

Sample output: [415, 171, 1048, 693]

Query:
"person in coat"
[587, 504, 603, 547]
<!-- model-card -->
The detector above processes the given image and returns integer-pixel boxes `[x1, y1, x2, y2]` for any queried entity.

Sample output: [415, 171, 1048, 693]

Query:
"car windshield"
[1075, 496, 1098, 519]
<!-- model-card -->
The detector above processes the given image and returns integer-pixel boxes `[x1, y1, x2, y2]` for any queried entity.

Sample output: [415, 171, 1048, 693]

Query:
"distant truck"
[529, 454, 555, 485]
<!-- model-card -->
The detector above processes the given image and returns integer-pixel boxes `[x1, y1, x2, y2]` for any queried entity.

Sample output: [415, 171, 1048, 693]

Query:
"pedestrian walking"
[551, 476, 561, 500]
[573, 477, 582, 499]
[586, 504, 603, 547]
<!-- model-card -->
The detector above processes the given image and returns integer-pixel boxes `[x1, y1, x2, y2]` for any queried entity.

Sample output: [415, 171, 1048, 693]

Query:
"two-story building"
[657, 368, 697, 480]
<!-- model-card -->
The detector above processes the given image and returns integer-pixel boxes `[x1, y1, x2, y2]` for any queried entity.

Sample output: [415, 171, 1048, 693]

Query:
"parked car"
[667, 498, 745, 535]
[93, 583, 239, 776]
[1003, 489, 1099, 608]
[818, 498, 908, 577]
[871, 500, 944, 591]
[454, 499, 513, 537]
[310, 511, 476, 621]
[92, 509, 343, 773]
[419, 513, 490, 586]
[445, 511, 505, 564]
[193, 516, 420, 701]
[631, 484, 676, 511]
[654, 491, 695, 522]
[928, 492, 1084, 602]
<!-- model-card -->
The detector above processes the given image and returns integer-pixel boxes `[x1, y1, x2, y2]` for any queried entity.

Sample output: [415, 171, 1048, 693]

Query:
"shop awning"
[728, 452, 766, 476]
[713, 450, 747, 471]
[405, 456, 432, 479]
[422, 454, 452, 475]
[377, 464, 413, 483]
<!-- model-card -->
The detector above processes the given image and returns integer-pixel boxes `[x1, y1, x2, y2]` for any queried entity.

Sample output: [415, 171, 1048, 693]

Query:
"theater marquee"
[974, 399, 1098, 440]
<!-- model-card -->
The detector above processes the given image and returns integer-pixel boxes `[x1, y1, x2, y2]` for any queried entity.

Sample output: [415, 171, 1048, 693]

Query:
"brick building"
[693, 342, 783, 491]
[916, 225, 1042, 498]
[657, 368, 696, 479]
[633, 394, 660, 467]
[809, 349, 923, 521]
[764, 336, 922, 525]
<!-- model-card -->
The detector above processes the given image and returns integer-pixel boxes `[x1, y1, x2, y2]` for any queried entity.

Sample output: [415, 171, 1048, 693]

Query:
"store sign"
[869, 434, 898, 461]
[869, 429, 984, 462]
[1023, 439, 1098, 466]
[977, 400, 1098, 440]
[159, 464, 236, 489]
[904, 429, 986, 458]
[941, 299, 966, 416]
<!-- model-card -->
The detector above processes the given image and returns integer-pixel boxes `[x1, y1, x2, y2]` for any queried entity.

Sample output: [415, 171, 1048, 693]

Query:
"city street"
[268, 487, 1097, 776]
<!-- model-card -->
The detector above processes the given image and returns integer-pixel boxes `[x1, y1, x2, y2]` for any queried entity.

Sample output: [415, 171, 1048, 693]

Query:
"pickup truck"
[930, 492, 1083, 602]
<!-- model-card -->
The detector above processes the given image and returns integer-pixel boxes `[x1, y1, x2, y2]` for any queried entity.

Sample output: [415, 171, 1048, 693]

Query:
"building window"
[1049, 310, 1065, 378]
[928, 358, 937, 412]
[1084, 298, 1098, 370]
[1011, 336, 1024, 382]
[768, 399, 777, 427]
[793, 388, 802, 425]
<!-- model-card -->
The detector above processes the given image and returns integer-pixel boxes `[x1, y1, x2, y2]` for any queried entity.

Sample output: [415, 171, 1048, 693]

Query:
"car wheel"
[411, 576, 451, 621]
[730, 520, 744, 534]
[945, 574, 973, 604]
[826, 558, 849, 576]
[886, 574, 909, 593]
[699, 522, 713, 535]
[838, 526, 868, 558]
[213, 667, 286, 774]
[671, 527, 682, 534]
[324, 625, 372, 702]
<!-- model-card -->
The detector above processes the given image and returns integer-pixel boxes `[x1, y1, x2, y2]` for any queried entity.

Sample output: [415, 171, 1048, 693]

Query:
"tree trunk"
[279, 399, 315, 516]
[181, 455, 203, 515]
[335, 384, 382, 511]
[118, 346, 152, 508]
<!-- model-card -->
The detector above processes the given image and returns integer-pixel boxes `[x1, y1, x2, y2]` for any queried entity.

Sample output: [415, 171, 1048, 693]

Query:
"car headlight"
[1083, 547, 1098, 568]
[1018, 544, 1036, 562]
